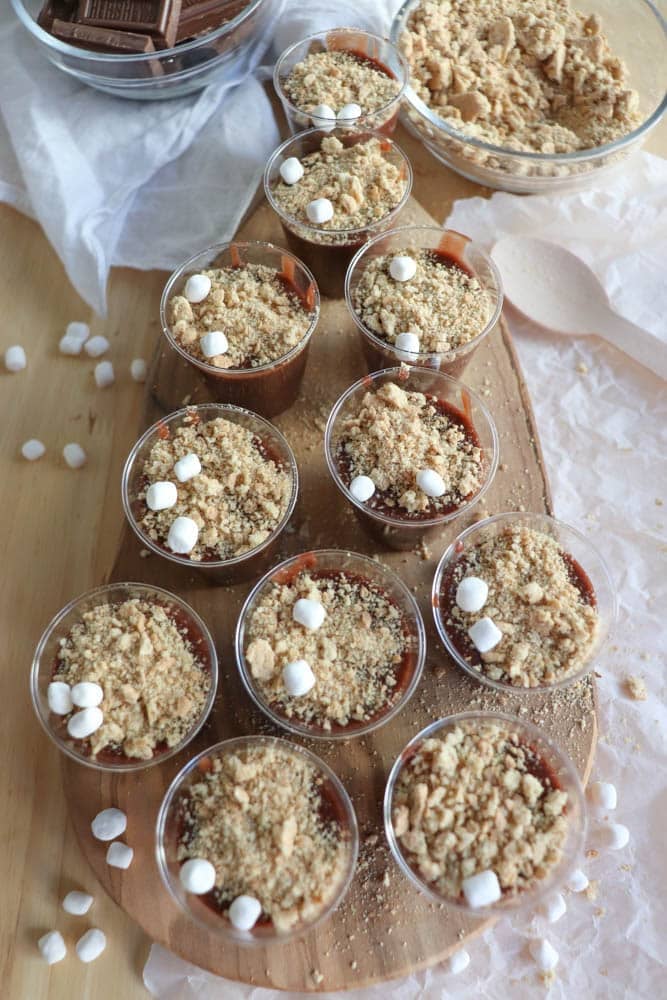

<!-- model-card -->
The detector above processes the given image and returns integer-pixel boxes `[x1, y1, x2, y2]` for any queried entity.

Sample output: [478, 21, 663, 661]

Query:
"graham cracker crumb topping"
[284, 50, 400, 115]
[624, 675, 647, 701]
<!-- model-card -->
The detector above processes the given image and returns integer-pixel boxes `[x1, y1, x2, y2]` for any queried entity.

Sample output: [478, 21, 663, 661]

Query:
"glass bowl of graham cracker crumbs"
[31, 582, 218, 772]
[432, 512, 617, 693]
[391, 0, 667, 193]
[157, 735, 359, 942]
[384, 712, 587, 915]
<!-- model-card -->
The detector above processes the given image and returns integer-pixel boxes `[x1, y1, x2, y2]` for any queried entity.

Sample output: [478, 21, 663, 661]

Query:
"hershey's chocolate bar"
[36, 0, 76, 31]
[77, 1, 181, 48]
[176, 0, 248, 42]
[51, 17, 156, 52]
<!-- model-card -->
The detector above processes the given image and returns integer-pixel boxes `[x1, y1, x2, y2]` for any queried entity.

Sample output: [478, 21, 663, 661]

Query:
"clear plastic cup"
[160, 240, 320, 419]
[30, 582, 218, 772]
[156, 735, 359, 943]
[384, 712, 587, 915]
[324, 366, 499, 550]
[264, 127, 413, 298]
[121, 403, 298, 584]
[345, 225, 503, 379]
[235, 549, 427, 739]
[273, 28, 409, 136]
[432, 511, 617, 693]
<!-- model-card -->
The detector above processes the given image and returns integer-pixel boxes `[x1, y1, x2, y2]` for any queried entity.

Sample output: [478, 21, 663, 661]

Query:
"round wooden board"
[63, 196, 597, 993]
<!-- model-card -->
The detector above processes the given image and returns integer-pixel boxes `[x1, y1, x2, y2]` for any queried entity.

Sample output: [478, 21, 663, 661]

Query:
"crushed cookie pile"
[401, 0, 641, 153]
[283, 50, 401, 115]
[392, 722, 569, 899]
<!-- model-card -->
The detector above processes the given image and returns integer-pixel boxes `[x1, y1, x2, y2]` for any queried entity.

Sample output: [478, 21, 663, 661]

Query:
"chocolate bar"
[36, 0, 76, 31]
[77, 1, 182, 48]
[176, 0, 247, 42]
[51, 17, 156, 52]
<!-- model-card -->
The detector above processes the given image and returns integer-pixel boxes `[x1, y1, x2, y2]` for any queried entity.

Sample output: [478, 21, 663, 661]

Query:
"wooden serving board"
[62, 196, 597, 993]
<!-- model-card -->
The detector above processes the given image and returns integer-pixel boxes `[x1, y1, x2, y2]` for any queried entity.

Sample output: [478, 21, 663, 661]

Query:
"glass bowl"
[273, 27, 409, 135]
[235, 549, 427, 739]
[121, 403, 298, 584]
[160, 240, 320, 419]
[11, 0, 276, 100]
[156, 735, 359, 943]
[324, 366, 499, 550]
[391, 0, 667, 193]
[345, 225, 503, 380]
[30, 582, 218, 772]
[384, 712, 587, 916]
[432, 512, 617, 693]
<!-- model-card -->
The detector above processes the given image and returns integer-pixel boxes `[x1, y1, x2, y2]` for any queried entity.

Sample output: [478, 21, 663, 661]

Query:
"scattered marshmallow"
[394, 331, 421, 357]
[130, 357, 147, 382]
[541, 892, 566, 924]
[229, 894, 262, 931]
[174, 452, 202, 483]
[91, 807, 127, 842]
[146, 481, 177, 511]
[47, 681, 73, 715]
[84, 335, 110, 358]
[283, 659, 316, 697]
[462, 869, 501, 908]
[94, 360, 115, 388]
[389, 256, 417, 282]
[167, 516, 199, 554]
[588, 781, 617, 812]
[529, 938, 559, 972]
[21, 439, 46, 461]
[337, 102, 362, 123]
[71, 681, 103, 709]
[62, 890, 94, 916]
[447, 949, 470, 975]
[416, 468, 446, 498]
[76, 928, 106, 964]
[310, 103, 336, 129]
[59, 334, 85, 356]
[349, 475, 375, 502]
[180, 857, 216, 894]
[293, 597, 326, 630]
[599, 822, 629, 851]
[200, 330, 229, 358]
[38, 930, 66, 965]
[456, 576, 489, 614]
[66, 321, 90, 345]
[67, 707, 103, 740]
[63, 443, 87, 469]
[279, 156, 304, 185]
[306, 197, 334, 225]
[184, 273, 211, 303]
[107, 841, 134, 869]
[566, 868, 588, 892]
[468, 616, 503, 654]
[5, 345, 26, 372]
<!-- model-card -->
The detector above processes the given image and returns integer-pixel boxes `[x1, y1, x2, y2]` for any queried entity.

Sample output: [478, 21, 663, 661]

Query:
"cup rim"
[30, 581, 219, 772]
[431, 511, 618, 693]
[121, 403, 299, 570]
[234, 548, 427, 740]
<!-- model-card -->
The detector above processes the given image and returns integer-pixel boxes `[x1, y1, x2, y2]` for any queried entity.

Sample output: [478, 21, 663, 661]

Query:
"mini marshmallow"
[541, 892, 567, 924]
[22, 439, 46, 461]
[293, 597, 326, 630]
[38, 930, 66, 965]
[48, 681, 73, 715]
[310, 103, 336, 129]
[184, 273, 211, 303]
[65, 321, 90, 343]
[5, 345, 26, 372]
[76, 928, 106, 964]
[107, 841, 134, 869]
[566, 868, 588, 892]
[59, 333, 85, 355]
[174, 452, 202, 482]
[168, 516, 199, 555]
[416, 468, 446, 498]
[279, 156, 304, 185]
[349, 475, 376, 502]
[180, 857, 216, 894]
[599, 822, 629, 851]
[62, 890, 94, 916]
[229, 894, 262, 931]
[71, 681, 103, 708]
[306, 198, 334, 225]
[283, 659, 316, 697]
[462, 869, 501, 908]
[130, 357, 147, 382]
[588, 780, 617, 812]
[468, 617, 503, 654]
[447, 949, 470, 975]
[146, 481, 178, 511]
[67, 706, 103, 740]
[63, 442, 87, 469]
[337, 102, 362, 123]
[91, 807, 127, 842]
[84, 335, 110, 358]
[456, 576, 489, 613]
[200, 330, 229, 358]
[529, 938, 559, 972]
[389, 256, 417, 282]
[94, 360, 115, 388]
[395, 331, 421, 356]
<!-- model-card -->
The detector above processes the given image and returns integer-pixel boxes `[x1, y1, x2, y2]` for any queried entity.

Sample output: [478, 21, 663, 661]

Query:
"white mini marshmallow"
[5, 345, 26, 372]
[468, 617, 503, 653]
[22, 439, 46, 461]
[541, 892, 567, 924]
[283, 659, 316, 697]
[447, 949, 470, 975]
[91, 807, 127, 842]
[279, 156, 304, 185]
[229, 894, 262, 931]
[456, 576, 489, 613]
[71, 681, 103, 708]
[67, 707, 103, 740]
[566, 868, 588, 893]
[306, 198, 334, 225]
[394, 331, 421, 357]
[130, 357, 147, 382]
[66, 321, 90, 344]
[184, 273, 211, 303]
[62, 890, 94, 916]
[200, 330, 229, 358]
[146, 481, 178, 511]
[107, 841, 134, 869]
[63, 442, 87, 469]
[389, 256, 417, 282]
[310, 103, 336, 129]
[59, 333, 85, 355]
[529, 938, 559, 972]
[337, 102, 362, 123]
[349, 475, 376, 502]
[94, 360, 115, 388]
[599, 822, 630, 851]
[588, 781, 617, 812]
[416, 468, 446, 498]
[180, 857, 216, 894]
[38, 930, 66, 965]
[168, 516, 199, 554]
[48, 681, 73, 715]
[462, 869, 501, 908]
[84, 335, 110, 358]
[76, 928, 106, 964]
[174, 452, 202, 482]
[293, 597, 326, 630]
